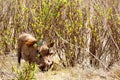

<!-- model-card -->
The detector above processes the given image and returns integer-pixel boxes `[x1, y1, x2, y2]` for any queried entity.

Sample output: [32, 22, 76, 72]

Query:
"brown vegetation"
[0, 0, 120, 80]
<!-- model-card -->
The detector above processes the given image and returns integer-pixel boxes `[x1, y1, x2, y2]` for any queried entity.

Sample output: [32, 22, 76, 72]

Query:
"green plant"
[13, 63, 39, 80]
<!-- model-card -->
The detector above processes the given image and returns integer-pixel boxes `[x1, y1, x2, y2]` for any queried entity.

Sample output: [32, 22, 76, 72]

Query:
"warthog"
[17, 33, 54, 71]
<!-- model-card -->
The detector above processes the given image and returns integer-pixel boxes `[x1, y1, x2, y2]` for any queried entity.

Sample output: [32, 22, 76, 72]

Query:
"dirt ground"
[0, 52, 120, 80]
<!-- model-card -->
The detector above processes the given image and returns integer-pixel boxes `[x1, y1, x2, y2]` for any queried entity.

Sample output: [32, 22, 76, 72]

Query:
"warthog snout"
[17, 33, 54, 71]
[38, 56, 53, 71]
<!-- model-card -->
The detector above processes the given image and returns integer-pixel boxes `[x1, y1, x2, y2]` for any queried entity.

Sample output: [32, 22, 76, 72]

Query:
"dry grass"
[0, 53, 120, 80]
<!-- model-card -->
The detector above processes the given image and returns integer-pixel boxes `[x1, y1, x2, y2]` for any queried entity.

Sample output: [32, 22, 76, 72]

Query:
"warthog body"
[17, 33, 54, 71]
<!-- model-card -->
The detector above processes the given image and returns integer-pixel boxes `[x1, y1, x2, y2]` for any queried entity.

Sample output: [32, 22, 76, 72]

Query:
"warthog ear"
[48, 42, 54, 48]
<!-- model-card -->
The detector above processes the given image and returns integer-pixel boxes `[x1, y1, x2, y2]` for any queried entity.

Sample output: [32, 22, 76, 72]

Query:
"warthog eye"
[36, 50, 39, 53]
[36, 50, 42, 58]
[47, 49, 49, 54]
[36, 50, 40, 54]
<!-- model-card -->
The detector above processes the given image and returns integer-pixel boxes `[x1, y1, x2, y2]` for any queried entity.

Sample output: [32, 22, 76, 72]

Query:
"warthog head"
[36, 41, 54, 71]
